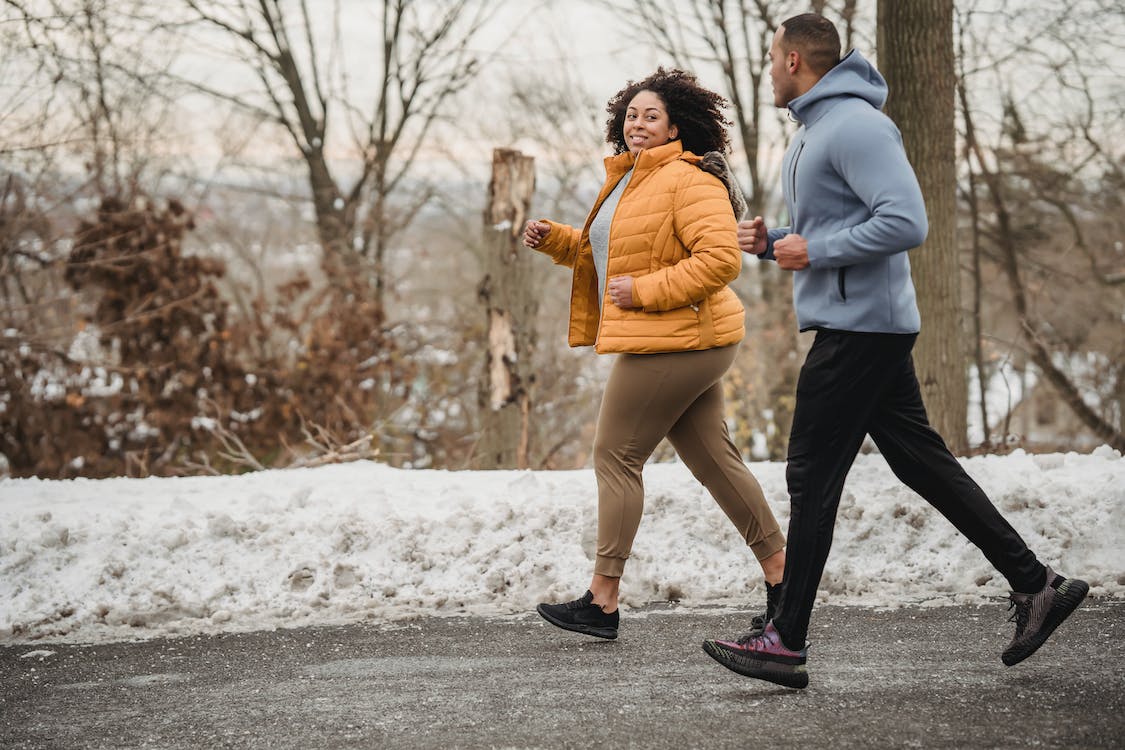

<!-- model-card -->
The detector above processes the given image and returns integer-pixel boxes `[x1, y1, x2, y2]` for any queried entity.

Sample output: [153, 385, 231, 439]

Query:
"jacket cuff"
[805, 240, 826, 268]
[632, 274, 653, 309]
[537, 219, 565, 254]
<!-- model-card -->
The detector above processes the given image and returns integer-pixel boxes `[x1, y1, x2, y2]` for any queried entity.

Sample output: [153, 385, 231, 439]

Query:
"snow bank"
[1, 448, 1122, 644]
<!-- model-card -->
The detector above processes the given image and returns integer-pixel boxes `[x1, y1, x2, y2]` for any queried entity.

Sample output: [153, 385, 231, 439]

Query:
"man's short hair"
[780, 13, 841, 76]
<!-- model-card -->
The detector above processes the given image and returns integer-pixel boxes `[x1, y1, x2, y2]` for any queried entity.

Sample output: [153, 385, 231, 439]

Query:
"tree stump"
[476, 149, 537, 469]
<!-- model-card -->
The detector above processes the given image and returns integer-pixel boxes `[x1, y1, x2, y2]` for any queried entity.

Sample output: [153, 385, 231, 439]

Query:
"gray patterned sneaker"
[1002, 567, 1089, 666]
[536, 591, 619, 640]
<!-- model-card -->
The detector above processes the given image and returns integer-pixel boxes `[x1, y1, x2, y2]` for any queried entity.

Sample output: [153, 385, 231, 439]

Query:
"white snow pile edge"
[1, 447, 1122, 644]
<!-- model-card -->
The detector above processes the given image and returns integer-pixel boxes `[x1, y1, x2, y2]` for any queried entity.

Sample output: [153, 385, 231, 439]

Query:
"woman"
[524, 68, 785, 640]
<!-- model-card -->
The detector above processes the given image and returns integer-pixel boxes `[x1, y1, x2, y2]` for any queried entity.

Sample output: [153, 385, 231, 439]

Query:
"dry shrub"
[1, 196, 412, 477]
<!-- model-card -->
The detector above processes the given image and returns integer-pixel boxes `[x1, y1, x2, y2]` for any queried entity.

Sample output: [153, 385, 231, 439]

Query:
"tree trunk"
[967, 162, 991, 446]
[475, 149, 538, 469]
[878, 0, 967, 453]
[760, 265, 800, 460]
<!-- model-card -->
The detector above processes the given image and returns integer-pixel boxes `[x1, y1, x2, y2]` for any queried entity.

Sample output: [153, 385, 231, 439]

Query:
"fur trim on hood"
[697, 151, 747, 220]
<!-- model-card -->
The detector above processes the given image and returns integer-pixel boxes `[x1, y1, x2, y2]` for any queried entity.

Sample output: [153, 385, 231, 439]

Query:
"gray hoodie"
[761, 49, 928, 334]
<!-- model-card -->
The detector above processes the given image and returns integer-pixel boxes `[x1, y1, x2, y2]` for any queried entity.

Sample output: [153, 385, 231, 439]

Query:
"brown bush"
[1, 196, 412, 478]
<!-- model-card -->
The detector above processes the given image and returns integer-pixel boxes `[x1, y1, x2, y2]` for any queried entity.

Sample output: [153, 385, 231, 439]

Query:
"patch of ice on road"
[18, 649, 56, 659]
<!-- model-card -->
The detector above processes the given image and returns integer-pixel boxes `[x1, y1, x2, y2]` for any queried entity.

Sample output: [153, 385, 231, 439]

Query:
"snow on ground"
[1, 448, 1123, 644]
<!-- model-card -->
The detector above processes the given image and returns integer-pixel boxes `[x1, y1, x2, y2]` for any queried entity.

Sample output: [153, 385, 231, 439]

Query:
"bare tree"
[955, 0, 1125, 451]
[4, 0, 183, 196]
[961, 112, 1124, 450]
[177, 0, 493, 308]
[2, 0, 184, 351]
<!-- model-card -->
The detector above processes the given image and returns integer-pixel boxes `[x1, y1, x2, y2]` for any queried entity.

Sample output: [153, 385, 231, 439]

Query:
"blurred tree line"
[1, 0, 1122, 479]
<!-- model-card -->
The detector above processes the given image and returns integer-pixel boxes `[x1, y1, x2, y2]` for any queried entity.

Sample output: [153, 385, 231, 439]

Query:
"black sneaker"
[536, 590, 619, 640]
[744, 581, 783, 638]
[1002, 566, 1089, 666]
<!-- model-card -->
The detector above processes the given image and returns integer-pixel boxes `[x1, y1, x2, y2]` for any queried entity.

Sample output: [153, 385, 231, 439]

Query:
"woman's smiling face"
[623, 90, 677, 155]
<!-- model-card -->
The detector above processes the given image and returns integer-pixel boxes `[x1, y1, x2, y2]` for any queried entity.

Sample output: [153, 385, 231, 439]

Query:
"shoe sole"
[1002, 577, 1090, 666]
[536, 604, 618, 640]
[701, 640, 809, 689]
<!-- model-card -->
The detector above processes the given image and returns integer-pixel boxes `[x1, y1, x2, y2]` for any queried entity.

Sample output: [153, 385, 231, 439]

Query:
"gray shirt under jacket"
[588, 167, 634, 311]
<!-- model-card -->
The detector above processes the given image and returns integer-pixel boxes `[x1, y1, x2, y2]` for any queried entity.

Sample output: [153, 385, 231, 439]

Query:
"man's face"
[768, 26, 796, 108]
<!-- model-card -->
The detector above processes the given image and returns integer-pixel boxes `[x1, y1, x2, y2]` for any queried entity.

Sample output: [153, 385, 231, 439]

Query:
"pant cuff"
[595, 554, 628, 578]
[1013, 562, 1049, 594]
[749, 530, 786, 562]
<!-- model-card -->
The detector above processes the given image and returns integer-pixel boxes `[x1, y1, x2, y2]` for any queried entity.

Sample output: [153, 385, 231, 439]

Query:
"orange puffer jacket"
[534, 140, 745, 354]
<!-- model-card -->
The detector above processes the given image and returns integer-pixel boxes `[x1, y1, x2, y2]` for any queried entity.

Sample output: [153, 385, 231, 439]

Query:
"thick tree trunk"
[475, 149, 538, 469]
[878, 0, 967, 453]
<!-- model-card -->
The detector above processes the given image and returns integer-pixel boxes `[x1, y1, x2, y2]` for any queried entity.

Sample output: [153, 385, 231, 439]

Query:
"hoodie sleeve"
[759, 226, 791, 262]
[806, 112, 928, 269]
[532, 219, 582, 268]
[632, 168, 741, 312]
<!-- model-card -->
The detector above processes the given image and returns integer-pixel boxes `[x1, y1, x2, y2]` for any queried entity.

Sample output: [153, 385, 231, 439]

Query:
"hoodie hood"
[764, 48, 927, 335]
[788, 49, 887, 126]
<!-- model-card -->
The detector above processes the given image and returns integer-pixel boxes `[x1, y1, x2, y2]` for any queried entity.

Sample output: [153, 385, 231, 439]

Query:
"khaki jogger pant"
[592, 344, 785, 577]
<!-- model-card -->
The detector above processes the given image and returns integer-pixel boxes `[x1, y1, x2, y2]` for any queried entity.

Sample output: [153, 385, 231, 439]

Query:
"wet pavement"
[2, 601, 1122, 749]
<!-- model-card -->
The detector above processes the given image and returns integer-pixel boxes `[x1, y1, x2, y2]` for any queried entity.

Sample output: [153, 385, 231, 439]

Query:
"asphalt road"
[2, 601, 1122, 749]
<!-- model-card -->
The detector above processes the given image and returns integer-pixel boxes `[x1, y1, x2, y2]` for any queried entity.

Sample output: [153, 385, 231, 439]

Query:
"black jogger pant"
[771, 329, 1047, 649]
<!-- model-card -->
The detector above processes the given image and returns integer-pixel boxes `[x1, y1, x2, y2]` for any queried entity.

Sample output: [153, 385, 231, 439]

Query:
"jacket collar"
[603, 140, 692, 180]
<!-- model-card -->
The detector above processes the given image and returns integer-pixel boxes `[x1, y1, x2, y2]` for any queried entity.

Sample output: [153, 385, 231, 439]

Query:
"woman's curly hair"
[604, 67, 732, 156]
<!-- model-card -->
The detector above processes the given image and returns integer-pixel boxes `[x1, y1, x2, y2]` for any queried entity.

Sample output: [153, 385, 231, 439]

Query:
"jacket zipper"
[593, 157, 641, 350]
[789, 140, 806, 229]
[838, 268, 847, 301]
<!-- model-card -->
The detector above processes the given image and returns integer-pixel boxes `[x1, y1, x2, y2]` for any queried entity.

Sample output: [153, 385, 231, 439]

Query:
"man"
[701, 13, 1088, 690]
